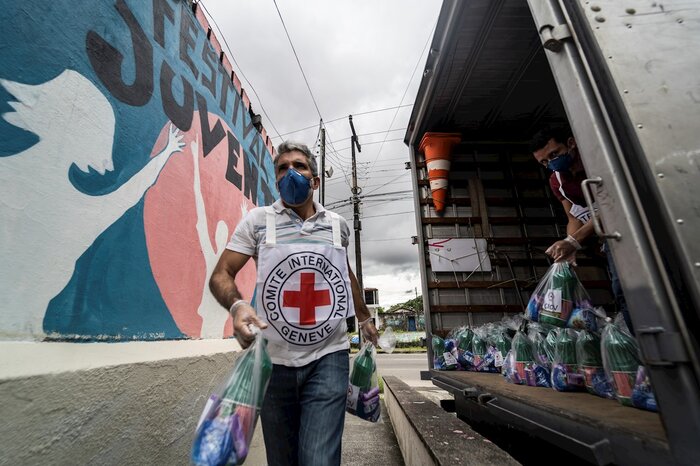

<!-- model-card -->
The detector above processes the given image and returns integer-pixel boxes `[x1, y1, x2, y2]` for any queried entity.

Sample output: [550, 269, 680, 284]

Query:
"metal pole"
[349, 115, 363, 338]
[320, 127, 326, 205]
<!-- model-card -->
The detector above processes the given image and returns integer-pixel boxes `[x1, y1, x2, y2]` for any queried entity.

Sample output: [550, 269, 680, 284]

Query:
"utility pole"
[349, 115, 363, 337]
[320, 126, 326, 205]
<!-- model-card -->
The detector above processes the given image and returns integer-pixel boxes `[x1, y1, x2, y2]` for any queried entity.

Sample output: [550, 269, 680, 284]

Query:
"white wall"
[0, 340, 266, 465]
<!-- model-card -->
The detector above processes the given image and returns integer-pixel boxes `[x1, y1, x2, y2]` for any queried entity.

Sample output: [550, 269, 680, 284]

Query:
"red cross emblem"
[283, 272, 331, 325]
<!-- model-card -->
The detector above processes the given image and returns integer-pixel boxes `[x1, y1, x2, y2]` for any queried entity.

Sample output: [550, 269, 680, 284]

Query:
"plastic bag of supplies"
[191, 326, 272, 466]
[432, 334, 458, 370]
[347, 342, 381, 422]
[576, 329, 614, 399]
[551, 328, 585, 391]
[602, 315, 657, 411]
[525, 262, 595, 330]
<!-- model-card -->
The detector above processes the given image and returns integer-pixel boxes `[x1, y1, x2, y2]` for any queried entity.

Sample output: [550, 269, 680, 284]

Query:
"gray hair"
[275, 141, 319, 177]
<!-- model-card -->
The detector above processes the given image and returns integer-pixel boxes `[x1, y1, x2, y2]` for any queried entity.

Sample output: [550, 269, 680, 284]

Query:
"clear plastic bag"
[576, 329, 614, 399]
[506, 329, 550, 387]
[527, 322, 555, 368]
[347, 342, 381, 422]
[601, 315, 642, 407]
[454, 327, 475, 370]
[550, 328, 585, 391]
[526, 262, 594, 330]
[493, 331, 512, 370]
[432, 334, 458, 370]
[510, 330, 534, 385]
[502, 349, 519, 384]
[632, 366, 658, 412]
[378, 327, 397, 354]
[470, 326, 500, 372]
[192, 326, 272, 466]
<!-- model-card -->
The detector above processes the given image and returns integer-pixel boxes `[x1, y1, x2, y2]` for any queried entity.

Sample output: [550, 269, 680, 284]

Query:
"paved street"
[376, 352, 433, 388]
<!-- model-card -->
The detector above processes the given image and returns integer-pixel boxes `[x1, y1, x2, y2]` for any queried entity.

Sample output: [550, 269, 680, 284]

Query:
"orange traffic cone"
[419, 132, 460, 214]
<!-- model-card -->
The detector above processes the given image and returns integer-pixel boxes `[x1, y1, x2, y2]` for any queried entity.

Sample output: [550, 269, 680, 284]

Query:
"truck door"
[527, 1, 700, 463]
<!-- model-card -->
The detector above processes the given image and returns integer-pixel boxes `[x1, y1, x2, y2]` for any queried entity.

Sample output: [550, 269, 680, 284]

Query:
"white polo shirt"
[227, 200, 353, 366]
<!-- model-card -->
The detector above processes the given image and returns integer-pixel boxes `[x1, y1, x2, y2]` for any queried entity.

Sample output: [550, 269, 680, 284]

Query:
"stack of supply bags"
[192, 326, 272, 466]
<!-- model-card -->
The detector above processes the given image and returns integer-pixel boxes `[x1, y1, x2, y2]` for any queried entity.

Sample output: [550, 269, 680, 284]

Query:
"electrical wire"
[333, 138, 404, 152]
[198, 0, 282, 139]
[332, 127, 408, 144]
[362, 170, 410, 196]
[272, 0, 323, 120]
[362, 210, 414, 219]
[273, 104, 414, 139]
[363, 237, 414, 243]
[363, 19, 438, 183]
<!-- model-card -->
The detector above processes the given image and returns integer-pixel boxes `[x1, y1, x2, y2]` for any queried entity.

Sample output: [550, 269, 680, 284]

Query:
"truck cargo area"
[405, 1, 700, 465]
[431, 370, 669, 465]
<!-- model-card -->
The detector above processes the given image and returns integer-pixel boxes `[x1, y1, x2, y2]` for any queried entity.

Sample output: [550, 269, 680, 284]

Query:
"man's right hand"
[231, 303, 268, 349]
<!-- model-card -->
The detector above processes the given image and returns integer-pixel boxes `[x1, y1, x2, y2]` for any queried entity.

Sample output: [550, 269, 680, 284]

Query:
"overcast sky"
[203, 0, 443, 306]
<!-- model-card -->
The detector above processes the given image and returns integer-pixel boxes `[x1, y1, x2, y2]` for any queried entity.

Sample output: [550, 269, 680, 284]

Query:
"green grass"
[349, 346, 426, 354]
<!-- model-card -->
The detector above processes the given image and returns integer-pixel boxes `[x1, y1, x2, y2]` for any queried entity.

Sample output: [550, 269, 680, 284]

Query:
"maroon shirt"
[549, 168, 587, 207]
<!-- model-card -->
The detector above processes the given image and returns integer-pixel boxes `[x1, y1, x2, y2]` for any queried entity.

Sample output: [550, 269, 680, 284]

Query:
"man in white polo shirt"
[210, 141, 378, 466]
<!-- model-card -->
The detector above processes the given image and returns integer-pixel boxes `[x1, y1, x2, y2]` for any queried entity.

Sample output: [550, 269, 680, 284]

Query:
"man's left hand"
[360, 320, 379, 346]
[546, 239, 577, 265]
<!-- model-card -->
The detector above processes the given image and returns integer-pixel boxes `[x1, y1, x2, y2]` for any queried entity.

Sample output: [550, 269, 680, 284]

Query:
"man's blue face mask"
[277, 168, 312, 205]
[547, 151, 574, 172]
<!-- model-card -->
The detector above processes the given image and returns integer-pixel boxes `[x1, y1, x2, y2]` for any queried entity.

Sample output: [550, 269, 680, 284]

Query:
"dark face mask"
[547, 152, 574, 172]
[277, 168, 312, 206]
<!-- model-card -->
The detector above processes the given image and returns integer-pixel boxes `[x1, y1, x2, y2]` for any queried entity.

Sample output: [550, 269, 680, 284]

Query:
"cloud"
[205, 0, 443, 306]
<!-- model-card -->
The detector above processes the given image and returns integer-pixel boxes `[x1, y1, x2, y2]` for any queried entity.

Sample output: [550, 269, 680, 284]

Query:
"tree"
[388, 296, 423, 314]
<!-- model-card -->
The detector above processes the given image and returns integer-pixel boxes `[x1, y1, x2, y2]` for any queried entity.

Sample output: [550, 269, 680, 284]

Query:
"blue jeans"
[603, 241, 634, 335]
[260, 350, 349, 466]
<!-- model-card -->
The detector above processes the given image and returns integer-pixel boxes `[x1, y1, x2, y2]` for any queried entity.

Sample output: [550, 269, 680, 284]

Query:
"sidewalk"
[341, 400, 404, 465]
[243, 399, 405, 466]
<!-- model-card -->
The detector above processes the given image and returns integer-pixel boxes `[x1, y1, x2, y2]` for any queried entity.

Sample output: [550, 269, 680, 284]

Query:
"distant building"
[378, 307, 426, 332]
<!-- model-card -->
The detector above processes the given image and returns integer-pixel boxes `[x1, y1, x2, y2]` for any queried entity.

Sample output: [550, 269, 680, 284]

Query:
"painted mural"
[0, 0, 277, 340]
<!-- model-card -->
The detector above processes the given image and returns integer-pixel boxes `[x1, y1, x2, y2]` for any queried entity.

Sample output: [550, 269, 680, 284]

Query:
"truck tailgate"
[431, 370, 670, 465]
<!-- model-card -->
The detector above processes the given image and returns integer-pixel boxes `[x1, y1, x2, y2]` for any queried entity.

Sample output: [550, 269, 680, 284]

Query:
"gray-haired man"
[210, 141, 378, 466]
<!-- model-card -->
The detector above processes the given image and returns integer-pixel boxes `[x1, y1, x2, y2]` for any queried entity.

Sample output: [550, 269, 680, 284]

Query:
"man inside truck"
[530, 127, 633, 332]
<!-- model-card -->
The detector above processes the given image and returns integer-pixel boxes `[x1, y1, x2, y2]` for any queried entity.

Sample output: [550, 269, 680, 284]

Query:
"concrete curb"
[383, 376, 519, 466]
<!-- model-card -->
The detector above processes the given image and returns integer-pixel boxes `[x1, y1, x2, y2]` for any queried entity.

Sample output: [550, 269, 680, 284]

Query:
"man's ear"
[312, 176, 321, 190]
[567, 136, 577, 150]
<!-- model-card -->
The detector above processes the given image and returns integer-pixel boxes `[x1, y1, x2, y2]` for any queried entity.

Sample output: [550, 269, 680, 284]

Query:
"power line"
[362, 170, 410, 196]
[362, 210, 414, 219]
[322, 125, 353, 190]
[324, 189, 413, 209]
[364, 19, 438, 183]
[333, 127, 408, 144]
[272, 0, 323, 120]
[364, 237, 414, 243]
[273, 104, 414, 139]
[333, 138, 404, 152]
[198, 0, 282, 139]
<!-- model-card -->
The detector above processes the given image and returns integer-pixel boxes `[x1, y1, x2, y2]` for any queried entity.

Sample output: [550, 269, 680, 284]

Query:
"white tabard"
[555, 171, 594, 223]
[254, 207, 355, 367]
